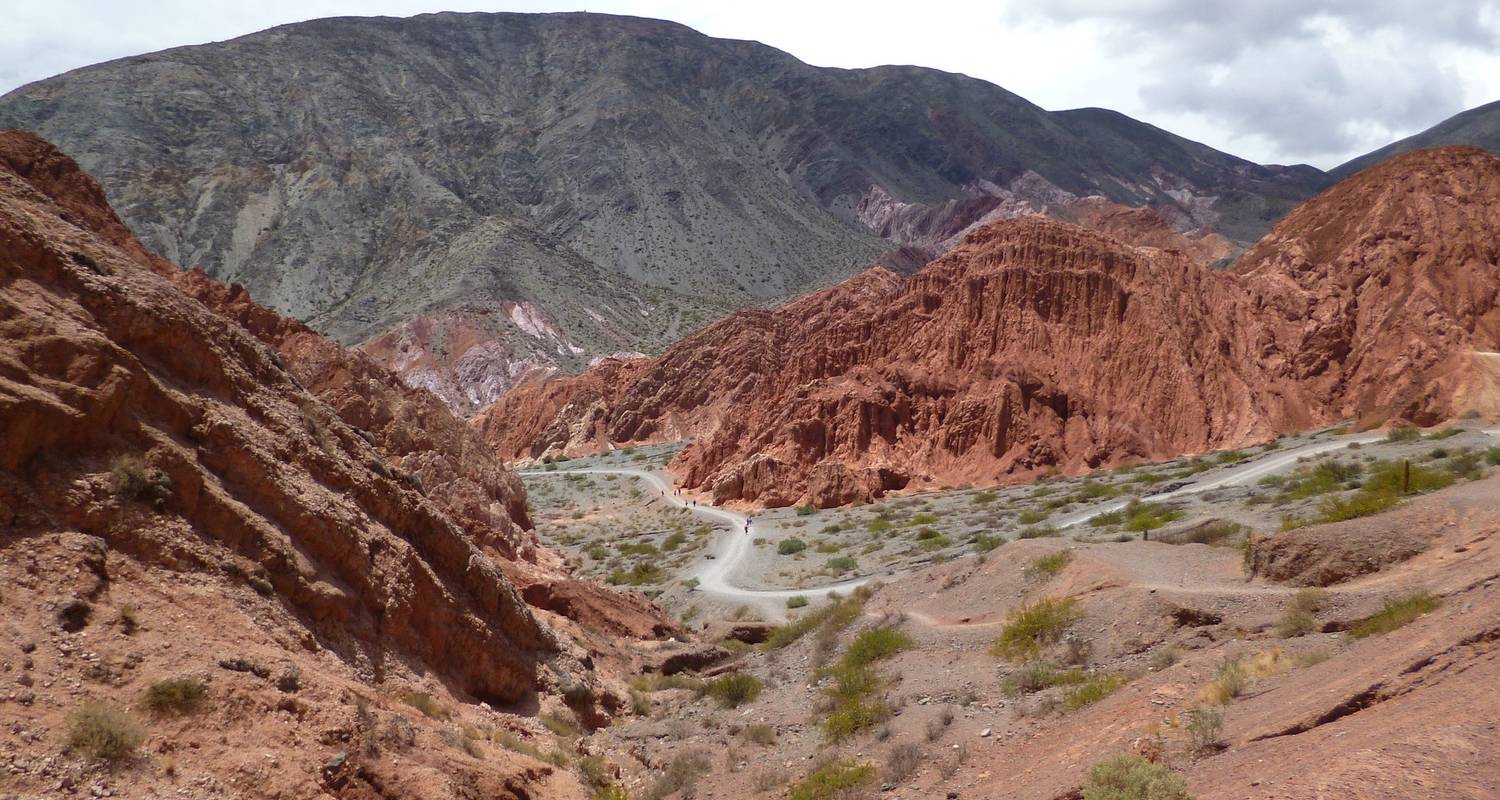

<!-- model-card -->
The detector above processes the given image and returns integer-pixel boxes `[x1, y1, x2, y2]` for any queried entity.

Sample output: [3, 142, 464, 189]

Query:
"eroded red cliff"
[480, 147, 1500, 507]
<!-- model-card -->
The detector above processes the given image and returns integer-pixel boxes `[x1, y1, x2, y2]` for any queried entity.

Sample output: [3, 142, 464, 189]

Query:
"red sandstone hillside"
[481, 147, 1500, 507]
[0, 131, 675, 798]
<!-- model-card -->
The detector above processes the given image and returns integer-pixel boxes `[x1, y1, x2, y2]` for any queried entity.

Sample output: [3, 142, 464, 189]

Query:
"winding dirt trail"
[521, 431, 1412, 620]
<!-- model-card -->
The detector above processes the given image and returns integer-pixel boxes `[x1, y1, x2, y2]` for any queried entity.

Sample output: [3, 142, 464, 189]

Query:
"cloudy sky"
[4, 0, 1498, 168]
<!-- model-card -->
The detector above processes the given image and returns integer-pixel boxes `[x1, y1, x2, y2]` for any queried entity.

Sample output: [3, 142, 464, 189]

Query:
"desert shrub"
[908, 512, 939, 526]
[1197, 659, 1247, 706]
[1275, 588, 1328, 638]
[1148, 646, 1179, 671]
[1018, 509, 1050, 524]
[402, 691, 450, 721]
[883, 741, 923, 783]
[787, 595, 809, 609]
[1184, 707, 1223, 752]
[144, 677, 207, 714]
[1070, 481, 1122, 502]
[1089, 509, 1124, 528]
[643, 751, 711, 800]
[1348, 592, 1441, 639]
[823, 697, 890, 741]
[1002, 662, 1085, 695]
[990, 598, 1082, 661]
[540, 711, 581, 738]
[814, 541, 844, 553]
[1018, 525, 1060, 539]
[865, 518, 893, 533]
[1385, 426, 1421, 442]
[925, 706, 955, 741]
[1362, 459, 1455, 494]
[1081, 755, 1192, 800]
[1122, 501, 1183, 533]
[1276, 460, 1363, 501]
[1485, 446, 1500, 466]
[1444, 451, 1485, 480]
[704, 673, 762, 708]
[606, 563, 664, 586]
[972, 490, 998, 505]
[1026, 550, 1073, 578]
[1157, 520, 1247, 547]
[843, 627, 912, 667]
[743, 723, 777, 746]
[974, 533, 1004, 552]
[1063, 673, 1128, 710]
[662, 531, 688, 551]
[108, 452, 173, 507]
[796, 505, 817, 516]
[66, 701, 144, 761]
[594, 787, 629, 800]
[826, 556, 857, 573]
[789, 760, 877, 800]
[778, 537, 807, 555]
[1426, 426, 1463, 440]
[764, 588, 870, 649]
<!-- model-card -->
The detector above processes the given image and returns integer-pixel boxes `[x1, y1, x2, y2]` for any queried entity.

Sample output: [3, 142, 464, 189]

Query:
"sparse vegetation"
[764, 591, 868, 650]
[972, 490, 998, 505]
[786, 595, 809, 609]
[778, 537, 808, 555]
[1026, 549, 1073, 578]
[1276, 587, 1328, 638]
[1081, 755, 1193, 800]
[109, 452, 173, 507]
[1122, 500, 1183, 534]
[826, 555, 857, 573]
[144, 677, 207, 714]
[990, 597, 1083, 661]
[1348, 592, 1441, 639]
[883, 741, 923, 784]
[743, 723, 777, 746]
[66, 701, 144, 761]
[1018, 509, 1050, 525]
[643, 751, 712, 800]
[1385, 426, 1421, 442]
[1184, 707, 1224, 752]
[703, 673, 762, 708]
[789, 760, 876, 800]
[1002, 662, 1086, 696]
[1062, 672, 1128, 710]
[819, 625, 911, 741]
[402, 690, 450, 721]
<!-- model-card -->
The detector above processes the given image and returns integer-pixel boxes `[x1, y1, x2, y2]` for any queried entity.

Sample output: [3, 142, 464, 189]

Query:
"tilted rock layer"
[484, 147, 1500, 507]
[0, 130, 556, 703]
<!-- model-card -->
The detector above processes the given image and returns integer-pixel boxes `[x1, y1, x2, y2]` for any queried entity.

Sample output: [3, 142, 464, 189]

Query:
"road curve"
[516, 467, 873, 617]
[519, 431, 1412, 618]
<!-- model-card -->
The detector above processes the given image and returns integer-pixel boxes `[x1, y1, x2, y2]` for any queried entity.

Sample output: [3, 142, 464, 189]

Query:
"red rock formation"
[0, 130, 557, 703]
[482, 147, 1500, 507]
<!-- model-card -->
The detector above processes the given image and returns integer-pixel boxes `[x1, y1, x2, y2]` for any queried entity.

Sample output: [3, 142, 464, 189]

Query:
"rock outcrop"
[484, 147, 1500, 507]
[0, 130, 558, 703]
[0, 12, 1326, 410]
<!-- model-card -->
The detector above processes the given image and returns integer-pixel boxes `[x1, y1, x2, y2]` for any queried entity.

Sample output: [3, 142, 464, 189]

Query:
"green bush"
[1349, 592, 1441, 639]
[606, 563, 664, 586]
[990, 598, 1082, 661]
[1385, 426, 1421, 442]
[826, 556, 857, 573]
[972, 490, 998, 505]
[1002, 662, 1085, 695]
[66, 701, 144, 761]
[1276, 588, 1327, 638]
[1062, 673, 1127, 711]
[822, 697, 890, 741]
[786, 595, 809, 609]
[1362, 460, 1455, 494]
[778, 537, 808, 555]
[764, 592, 867, 650]
[1026, 550, 1073, 578]
[144, 677, 207, 714]
[1018, 509, 1050, 524]
[704, 673, 762, 708]
[1081, 755, 1193, 800]
[1018, 525, 1060, 539]
[789, 760, 877, 800]
[843, 627, 913, 667]
[796, 505, 817, 516]
[974, 533, 1004, 552]
[1122, 501, 1183, 533]
[402, 690, 451, 720]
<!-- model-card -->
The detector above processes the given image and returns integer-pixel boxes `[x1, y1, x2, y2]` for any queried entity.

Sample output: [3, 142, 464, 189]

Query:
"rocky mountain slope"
[485, 147, 1500, 506]
[0, 131, 681, 797]
[1331, 99, 1500, 180]
[0, 12, 1325, 410]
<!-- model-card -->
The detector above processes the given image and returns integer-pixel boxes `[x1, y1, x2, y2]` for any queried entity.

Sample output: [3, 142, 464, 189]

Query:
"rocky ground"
[544, 467, 1500, 800]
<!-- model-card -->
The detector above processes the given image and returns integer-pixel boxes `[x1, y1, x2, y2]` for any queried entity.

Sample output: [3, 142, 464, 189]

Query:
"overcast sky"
[4, 1, 1498, 168]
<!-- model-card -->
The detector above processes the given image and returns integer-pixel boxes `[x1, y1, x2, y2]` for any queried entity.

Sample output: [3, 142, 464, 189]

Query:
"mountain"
[0, 12, 1325, 411]
[481, 146, 1500, 507]
[0, 129, 682, 797]
[1331, 100, 1500, 180]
